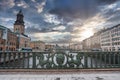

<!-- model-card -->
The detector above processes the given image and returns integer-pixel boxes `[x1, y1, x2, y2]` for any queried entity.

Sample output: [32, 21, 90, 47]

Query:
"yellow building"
[30, 41, 45, 51]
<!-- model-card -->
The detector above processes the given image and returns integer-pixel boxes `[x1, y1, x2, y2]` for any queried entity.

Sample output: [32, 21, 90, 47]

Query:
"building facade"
[101, 29, 112, 51]
[14, 10, 31, 49]
[18, 34, 30, 49]
[82, 31, 101, 51]
[101, 24, 120, 51]
[0, 26, 6, 51]
[69, 43, 83, 50]
[30, 41, 45, 51]
[91, 32, 101, 50]
[45, 44, 55, 51]
[0, 25, 17, 51]
[82, 24, 120, 51]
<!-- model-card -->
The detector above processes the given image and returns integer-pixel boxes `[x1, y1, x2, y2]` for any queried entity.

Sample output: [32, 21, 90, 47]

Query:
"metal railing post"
[84, 52, 88, 68]
[32, 52, 36, 69]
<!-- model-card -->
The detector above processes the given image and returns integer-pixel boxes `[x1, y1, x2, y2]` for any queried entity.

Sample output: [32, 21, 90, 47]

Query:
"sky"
[0, 0, 120, 44]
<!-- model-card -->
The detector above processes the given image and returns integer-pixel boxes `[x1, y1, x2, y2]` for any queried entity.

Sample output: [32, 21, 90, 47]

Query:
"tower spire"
[14, 10, 25, 34]
[14, 9, 24, 25]
[19, 9, 22, 14]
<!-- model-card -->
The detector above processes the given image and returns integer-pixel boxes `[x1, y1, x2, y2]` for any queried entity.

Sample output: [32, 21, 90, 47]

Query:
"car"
[19, 48, 32, 52]
[91, 48, 102, 51]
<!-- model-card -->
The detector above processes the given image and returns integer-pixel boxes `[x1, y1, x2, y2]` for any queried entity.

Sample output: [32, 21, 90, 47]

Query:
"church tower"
[14, 10, 25, 34]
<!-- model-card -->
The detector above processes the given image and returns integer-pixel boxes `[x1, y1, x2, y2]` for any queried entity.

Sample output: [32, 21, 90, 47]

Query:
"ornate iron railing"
[0, 51, 120, 69]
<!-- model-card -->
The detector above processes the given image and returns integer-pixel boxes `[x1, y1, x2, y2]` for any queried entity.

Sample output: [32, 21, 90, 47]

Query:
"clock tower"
[14, 10, 25, 34]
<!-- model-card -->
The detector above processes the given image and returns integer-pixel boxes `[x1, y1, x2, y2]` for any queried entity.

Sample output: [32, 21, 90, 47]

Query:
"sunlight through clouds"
[31, 32, 70, 42]
[71, 13, 107, 41]
[0, 0, 120, 43]
[53, 25, 66, 31]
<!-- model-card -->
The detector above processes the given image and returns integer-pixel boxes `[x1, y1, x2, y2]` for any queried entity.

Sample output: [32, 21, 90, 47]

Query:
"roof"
[22, 33, 28, 37]
[0, 25, 12, 32]
[0, 25, 7, 30]
[101, 24, 120, 32]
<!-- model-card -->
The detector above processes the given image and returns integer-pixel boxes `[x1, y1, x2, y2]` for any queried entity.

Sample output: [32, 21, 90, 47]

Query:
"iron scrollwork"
[36, 52, 83, 69]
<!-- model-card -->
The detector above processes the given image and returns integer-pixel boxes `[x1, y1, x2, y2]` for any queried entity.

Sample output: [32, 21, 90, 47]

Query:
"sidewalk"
[0, 69, 120, 80]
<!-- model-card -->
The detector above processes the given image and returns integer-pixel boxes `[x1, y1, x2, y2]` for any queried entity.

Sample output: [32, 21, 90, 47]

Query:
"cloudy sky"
[0, 0, 120, 44]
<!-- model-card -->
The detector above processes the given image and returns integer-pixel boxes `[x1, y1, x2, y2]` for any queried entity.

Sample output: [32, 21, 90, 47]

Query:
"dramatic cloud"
[0, 0, 15, 10]
[0, 0, 120, 44]
[44, 13, 63, 25]
[35, 0, 46, 13]
[16, 0, 29, 8]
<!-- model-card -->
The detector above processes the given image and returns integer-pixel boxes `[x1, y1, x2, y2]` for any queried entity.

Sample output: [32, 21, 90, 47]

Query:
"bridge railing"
[0, 51, 120, 69]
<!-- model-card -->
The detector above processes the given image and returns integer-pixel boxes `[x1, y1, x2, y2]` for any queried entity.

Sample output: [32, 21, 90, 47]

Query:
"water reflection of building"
[0, 25, 17, 51]
[30, 41, 45, 51]
[14, 10, 30, 49]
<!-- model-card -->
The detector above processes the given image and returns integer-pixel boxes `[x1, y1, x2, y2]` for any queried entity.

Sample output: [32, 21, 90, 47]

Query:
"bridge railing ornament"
[0, 51, 120, 69]
[36, 52, 84, 69]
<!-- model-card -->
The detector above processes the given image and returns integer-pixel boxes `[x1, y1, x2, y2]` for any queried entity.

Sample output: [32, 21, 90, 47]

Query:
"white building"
[82, 24, 120, 51]
[101, 24, 120, 51]
[101, 29, 112, 51]
[82, 32, 101, 51]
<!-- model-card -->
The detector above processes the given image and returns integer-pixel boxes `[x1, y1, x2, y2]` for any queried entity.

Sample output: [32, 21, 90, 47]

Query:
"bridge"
[0, 51, 120, 80]
[0, 51, 120, 69]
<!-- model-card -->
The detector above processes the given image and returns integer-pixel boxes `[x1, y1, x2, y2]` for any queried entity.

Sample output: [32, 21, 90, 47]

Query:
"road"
[0, 71, 120, 80]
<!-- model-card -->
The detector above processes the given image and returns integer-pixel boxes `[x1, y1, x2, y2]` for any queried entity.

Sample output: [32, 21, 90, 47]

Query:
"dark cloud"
[48, 0, 118, 20]
[26, 26, 60, 34]
[98, 0, 118, 4]
[0, 0, 120, 43]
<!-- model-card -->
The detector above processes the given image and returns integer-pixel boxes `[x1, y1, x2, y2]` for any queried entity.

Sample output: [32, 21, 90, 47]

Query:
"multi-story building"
[69, 43, 83, 50]
[111, 24, 120, 51]
[82, 31, 101, 51]
[30, 41, 45, 51]
[101, 29, 112, 51]
[82, 37, 92, 51]
[0, 25, 17, 51]
[0, 26, 6, 51]
[14, 10, 31, 49]
[7, 29, 18, 51]
[91, 32, 101, 49]
[101, 24, 120, 51]
[82, 24, 120, 51]
[45, 44, 55, 51]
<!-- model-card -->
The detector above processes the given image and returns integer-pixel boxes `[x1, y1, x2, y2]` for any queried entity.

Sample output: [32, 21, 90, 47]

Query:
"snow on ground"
[0, 71, 120, 80]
